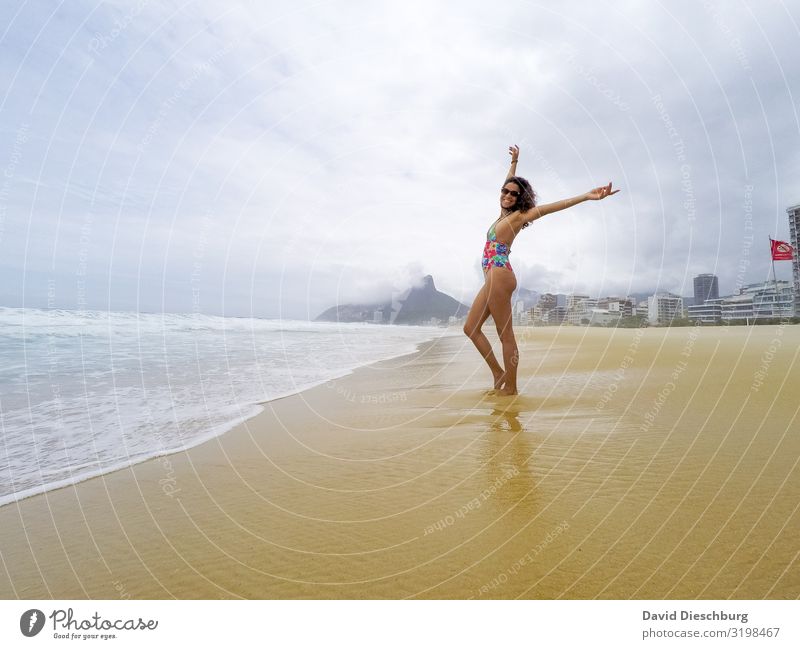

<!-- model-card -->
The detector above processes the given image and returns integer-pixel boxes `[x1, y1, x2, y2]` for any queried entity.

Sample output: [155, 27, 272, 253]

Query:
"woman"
[463, 144, 620, 396]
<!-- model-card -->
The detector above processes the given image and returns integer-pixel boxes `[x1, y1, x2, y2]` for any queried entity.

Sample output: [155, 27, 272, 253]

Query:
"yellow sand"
[1, 324, 798, 599]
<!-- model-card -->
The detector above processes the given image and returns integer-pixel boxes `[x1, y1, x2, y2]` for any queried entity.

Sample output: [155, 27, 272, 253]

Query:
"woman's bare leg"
[463, 282, 506, 388]
[486, 268, 519, 395]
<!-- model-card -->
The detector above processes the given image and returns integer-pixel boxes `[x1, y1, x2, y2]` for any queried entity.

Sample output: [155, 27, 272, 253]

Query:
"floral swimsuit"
[482, 216, 513, 273]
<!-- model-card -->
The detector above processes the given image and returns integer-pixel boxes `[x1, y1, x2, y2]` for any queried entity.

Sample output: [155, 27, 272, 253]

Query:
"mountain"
[314, 275, 469, 325]
[391, 275, 469, 324]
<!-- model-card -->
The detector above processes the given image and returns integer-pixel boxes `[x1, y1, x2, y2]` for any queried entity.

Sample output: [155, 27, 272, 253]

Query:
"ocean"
[0, 307, 450, 506]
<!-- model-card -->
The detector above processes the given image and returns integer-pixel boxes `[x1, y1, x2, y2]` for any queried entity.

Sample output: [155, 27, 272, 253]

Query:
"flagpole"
[770, 236, 779, 317]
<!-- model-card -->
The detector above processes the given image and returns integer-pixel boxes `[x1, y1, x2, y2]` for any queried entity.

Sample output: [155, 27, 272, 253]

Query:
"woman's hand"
[585, 181, 619, 201]
[508, 144, 519, 163]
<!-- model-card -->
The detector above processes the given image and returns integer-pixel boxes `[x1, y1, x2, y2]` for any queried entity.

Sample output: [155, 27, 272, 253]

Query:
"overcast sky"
[1, 0, 798, 319]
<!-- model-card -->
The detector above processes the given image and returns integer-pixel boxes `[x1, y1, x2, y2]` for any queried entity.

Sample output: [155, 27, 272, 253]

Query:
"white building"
[514, 309, 533, 326]
[647, 292, 684, 325]
[787, 204, 800, 316]
[565, 294, 593, 325]
[751, 281, 794, 318]
[566, 310, 587, 325]
[587, 308, 623, 326]
[687, 280, 794, 323]
[566, 294, 592, 311]
[532, 293, 567, 324]
[687, 301, 722, 323]
[725, 281, 793, 321]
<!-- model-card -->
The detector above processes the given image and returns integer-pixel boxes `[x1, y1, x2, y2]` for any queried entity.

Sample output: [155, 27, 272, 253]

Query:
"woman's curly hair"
[504, 176, 537, 229]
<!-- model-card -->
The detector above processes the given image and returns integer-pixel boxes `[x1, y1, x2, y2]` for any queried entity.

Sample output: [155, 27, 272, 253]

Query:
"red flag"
[770, 238, 794, 261]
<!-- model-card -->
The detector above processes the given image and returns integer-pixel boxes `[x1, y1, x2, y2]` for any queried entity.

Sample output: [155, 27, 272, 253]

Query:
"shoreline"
[0, 330, 452, 511]
[1, 325, 798, 599]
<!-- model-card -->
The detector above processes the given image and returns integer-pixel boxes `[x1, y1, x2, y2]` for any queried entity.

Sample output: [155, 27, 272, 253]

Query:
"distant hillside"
[314, 301, 392, 323]
[514, 286, 539, 310]
[392, 275, 469, 324]
[314, 275, 469, 325]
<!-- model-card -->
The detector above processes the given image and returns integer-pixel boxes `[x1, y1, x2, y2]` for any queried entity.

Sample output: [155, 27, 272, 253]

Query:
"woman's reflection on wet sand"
[481, 406, 539, 515]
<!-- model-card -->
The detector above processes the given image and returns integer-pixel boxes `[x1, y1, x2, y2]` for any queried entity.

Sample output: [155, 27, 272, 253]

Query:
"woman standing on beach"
[463, 145, 619, 396]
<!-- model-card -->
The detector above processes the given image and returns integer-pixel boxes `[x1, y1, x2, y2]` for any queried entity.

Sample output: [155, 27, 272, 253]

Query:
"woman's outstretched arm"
[505, 144, 519, 181]
[518, 182, 620, 225]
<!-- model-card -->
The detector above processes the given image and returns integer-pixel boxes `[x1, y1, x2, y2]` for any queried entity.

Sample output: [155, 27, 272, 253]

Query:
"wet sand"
[1, 324, 798, 599]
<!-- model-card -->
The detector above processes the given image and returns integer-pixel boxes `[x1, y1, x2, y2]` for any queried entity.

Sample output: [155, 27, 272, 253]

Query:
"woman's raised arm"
[505, 144, 519, 182]
[518, 182, 619, 225]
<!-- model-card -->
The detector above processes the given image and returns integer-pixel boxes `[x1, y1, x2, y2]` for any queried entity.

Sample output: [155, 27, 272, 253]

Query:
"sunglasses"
[500, 188, 521, 198]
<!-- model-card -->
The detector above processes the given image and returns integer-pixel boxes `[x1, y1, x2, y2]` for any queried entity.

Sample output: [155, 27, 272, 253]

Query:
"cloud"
[1, 0, 798, 316]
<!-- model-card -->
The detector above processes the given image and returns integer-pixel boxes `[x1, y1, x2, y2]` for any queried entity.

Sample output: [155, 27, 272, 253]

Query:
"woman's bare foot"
[492, 369, 506, 390]
[497, 387, 518, 396]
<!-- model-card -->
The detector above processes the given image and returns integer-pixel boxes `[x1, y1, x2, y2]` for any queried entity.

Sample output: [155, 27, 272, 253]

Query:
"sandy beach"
[1, 323, 798, 599]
